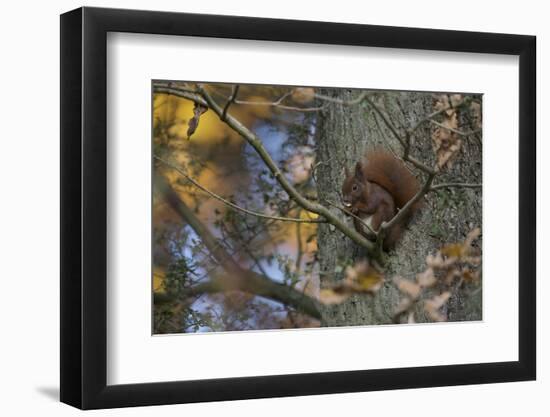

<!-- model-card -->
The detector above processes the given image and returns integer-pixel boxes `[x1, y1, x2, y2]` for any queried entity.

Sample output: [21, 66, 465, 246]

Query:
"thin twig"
[154, 81, 198, 95]
[364, 95, 406, 148]
[194, 83, 374, 251]
[221, 85, 240, 121]
[382, 173, 434, 233]
[324, 199, 376, 236]
[232, 89, 369, 112]
[373, 173, 435, 256]
[155, 155, 325, 224]
[313, 91, 368, 105]
[429, 119, 481, 137]
[234, 99, 324, 112]
[430, 182, 482, 191]
[372, 113, 401, 161]
[155, 174, 322, 319]
[153, 86, 208, 106]
[410, 106, 451, 134]
[232, 90, 324, 112]
[364, 95, 436, 175]
[410, 97, 474, 134]
[295, 217, 304, 271]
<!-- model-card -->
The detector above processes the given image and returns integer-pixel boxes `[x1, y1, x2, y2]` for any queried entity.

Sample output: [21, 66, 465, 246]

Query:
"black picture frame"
[60, 6, 536, 410]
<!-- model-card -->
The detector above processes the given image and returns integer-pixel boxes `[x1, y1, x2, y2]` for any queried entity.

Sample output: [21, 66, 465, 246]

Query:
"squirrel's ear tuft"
[355, 161, 364, 180]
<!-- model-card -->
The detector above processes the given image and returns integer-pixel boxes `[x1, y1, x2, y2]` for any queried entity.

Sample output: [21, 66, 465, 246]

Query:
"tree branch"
[324, 199, 376, 236]
[364, 95, 436, 175]
[383, 174, 435, 233]
[369, 173, 435, 258]
[218, 89, 324, 112]
[430, 182, 482, 191]
[155, 155, 324, 224]
[154, 173, 322, 319]
[429, 119, 481, 137]
[230, 89, 369, 112]
[409, 96, 474, 134]
[153, 86, 208, 106]
[221, 85, 240, 121]
[192, 84, 375, 251]
[234, 98, 324, 112]
[364, 95, 405, 148]
[314, 91, 368, 105]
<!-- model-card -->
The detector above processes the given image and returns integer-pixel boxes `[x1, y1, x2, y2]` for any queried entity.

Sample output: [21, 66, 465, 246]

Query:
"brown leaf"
[416, 268, 436, 288]
[394, 276, 421, 299]
[432, 94, 463, 170]
[462, 268, 480, 283]
[443, 269, 461, 285]
[394, 297, 413, 317]
[449, 94, 464, 108]
[470, 101, 482, 130]
[424, 291, 451, 322]
[426, 252, 458, 269]
[187, 102, 208, 139]
[440, 228, 481, 260]
[291, 87, 315, 104]
[346, 260, 384, 292]
[319, 288, 350, 305]
[441, 243, 465, 258]
[464, 227, 481, 248]
[319, 261, 384, 305]
[464, 256, 482, 266]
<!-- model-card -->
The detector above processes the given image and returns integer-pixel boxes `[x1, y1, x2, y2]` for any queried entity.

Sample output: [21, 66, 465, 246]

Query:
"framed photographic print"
[60, 6, 536, 410]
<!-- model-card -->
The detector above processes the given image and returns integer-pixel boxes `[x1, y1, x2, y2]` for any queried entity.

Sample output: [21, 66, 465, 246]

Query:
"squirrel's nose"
[343, 201, 352, 208]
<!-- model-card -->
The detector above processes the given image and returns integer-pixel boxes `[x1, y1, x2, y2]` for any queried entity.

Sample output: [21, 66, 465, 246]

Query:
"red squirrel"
[341, 149, 422, 250]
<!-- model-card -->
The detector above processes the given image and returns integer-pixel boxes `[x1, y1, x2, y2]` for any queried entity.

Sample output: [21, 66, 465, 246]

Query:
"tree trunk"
[315, 90, 482, 326]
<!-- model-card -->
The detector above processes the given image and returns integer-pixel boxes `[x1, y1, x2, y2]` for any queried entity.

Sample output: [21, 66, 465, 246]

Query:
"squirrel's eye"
[352, 184, 358, 192]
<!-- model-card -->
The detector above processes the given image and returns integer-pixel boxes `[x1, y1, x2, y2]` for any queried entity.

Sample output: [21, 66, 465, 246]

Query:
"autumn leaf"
[441, 228, 481, 259]
[462, 268, 480, 283]
[464, 227, 481, 247]
[440, 243, 465, 258]
[319, 288, 350, 305]
[394, 297, 413, 318]
[426, 252, 458, 269]
[470, 101, 482, 130]
[432, 94, 463, 170]
[186, 102, 208, 139]
[394, 276, 421, 299]
[346, 261, 384, 292]
[319, 261, 384, 305]
[416, 268, 436, 288]
[424, 291, 451, 322]
[291, 87, 315, 104]
[357, 274, 384, 292]
[394, 227, 481, 324]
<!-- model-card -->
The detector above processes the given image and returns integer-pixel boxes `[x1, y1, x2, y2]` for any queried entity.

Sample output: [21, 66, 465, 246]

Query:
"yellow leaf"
[319, 288, 350, 305]
[153, 268, 166, 293]
[441, 243, 464, 258]
[357, 274, 384, 292]
[291, 87, 315, 104]
[346, 260, 384, 294]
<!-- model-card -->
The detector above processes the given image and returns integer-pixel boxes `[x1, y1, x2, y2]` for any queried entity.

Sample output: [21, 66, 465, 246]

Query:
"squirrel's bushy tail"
[364, 149, 422, 212]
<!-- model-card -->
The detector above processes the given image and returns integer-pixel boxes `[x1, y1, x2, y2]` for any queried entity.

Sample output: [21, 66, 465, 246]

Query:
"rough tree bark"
[315, 90, 482, 326]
